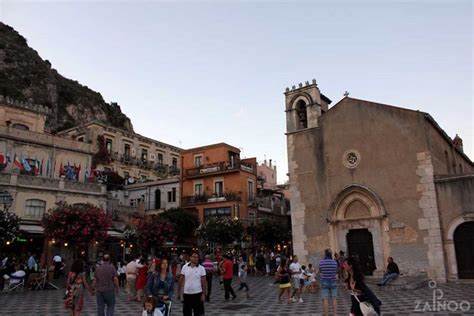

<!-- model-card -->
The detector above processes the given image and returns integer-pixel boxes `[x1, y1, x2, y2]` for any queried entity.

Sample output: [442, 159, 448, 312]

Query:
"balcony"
[118, 154, 180, 176]
[184, 161, 254, 178]
[182, 191, 242, 206]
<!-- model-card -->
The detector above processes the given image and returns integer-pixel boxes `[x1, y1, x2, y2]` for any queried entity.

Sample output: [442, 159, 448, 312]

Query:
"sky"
[1, 0, 472, 183]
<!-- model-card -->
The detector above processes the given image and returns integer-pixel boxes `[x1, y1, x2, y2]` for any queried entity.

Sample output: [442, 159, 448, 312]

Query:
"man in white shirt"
[289, 255, 303, 303]
[125, 256, 144, 301]
[3, 264, 26, 291]
[179, 252, 206, 316]
[52, 254, 62, 279]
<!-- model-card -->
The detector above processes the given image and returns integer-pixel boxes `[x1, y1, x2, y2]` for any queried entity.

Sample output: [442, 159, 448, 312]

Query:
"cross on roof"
[344, 91, 350, 97]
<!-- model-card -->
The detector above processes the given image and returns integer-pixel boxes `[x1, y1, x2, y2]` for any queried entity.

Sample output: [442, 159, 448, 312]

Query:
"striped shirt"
[202, 259, 214, 272]
[319, 257, 338, 281]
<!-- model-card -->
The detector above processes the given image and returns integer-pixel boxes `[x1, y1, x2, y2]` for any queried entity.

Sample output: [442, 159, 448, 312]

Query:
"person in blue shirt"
[146, 259, 174, 316]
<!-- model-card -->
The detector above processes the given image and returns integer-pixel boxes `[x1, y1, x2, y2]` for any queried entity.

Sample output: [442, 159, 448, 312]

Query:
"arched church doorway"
[454, 221, 474, 279]
[346, 228, 376, 275]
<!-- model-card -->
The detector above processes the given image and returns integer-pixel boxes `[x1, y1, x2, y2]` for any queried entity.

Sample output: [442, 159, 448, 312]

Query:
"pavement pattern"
[0, 276, 473, 315]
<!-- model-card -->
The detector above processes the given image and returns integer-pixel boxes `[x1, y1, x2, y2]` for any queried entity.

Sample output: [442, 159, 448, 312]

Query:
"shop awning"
[107, 230, 124, 238]
[20, 224, 44, 234]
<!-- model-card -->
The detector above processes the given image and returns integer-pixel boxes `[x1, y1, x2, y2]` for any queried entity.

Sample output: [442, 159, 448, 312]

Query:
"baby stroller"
[157, 300, 172, 316]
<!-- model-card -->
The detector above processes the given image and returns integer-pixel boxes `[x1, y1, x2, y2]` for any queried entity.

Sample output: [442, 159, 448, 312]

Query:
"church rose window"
[343, 150, 361, 169]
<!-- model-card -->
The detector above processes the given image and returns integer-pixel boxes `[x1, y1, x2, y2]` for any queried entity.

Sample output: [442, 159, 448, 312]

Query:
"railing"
[182, 191, 242, 206]
[185, 161, 254, 177]
[0, 125, 94, 152]
[0, 173, 105, 194]
[118, 154, 180, 175]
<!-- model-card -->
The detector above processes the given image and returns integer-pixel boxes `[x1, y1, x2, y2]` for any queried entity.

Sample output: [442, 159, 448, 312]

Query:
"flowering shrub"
[0, 209, 20, 246]
[41, 202, 112, 246]
[136, 216, 176, 252]
[196, 217, 244, 245]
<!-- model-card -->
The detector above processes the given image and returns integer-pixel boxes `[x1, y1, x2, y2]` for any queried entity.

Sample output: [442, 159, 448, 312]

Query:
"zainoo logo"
[414, 280, 471, 313]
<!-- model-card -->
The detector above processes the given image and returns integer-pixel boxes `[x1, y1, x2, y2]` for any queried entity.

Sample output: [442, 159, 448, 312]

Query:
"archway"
[445, 214, 474, 279]
[454, 221, 474, 279]
[328, 185, 388, 274]
[295, 100, 307, 129]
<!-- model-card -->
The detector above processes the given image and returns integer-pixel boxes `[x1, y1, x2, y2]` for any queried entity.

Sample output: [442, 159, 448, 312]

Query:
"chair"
[6, 276, 25, 293]
[31, 270, 47, 290]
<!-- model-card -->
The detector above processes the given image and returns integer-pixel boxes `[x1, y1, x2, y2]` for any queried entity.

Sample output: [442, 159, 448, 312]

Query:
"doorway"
[454, 221, 474, 279]
[346, 228, 376, 275]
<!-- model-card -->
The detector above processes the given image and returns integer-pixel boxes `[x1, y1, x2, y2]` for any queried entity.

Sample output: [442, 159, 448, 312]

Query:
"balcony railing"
[118, 154, 180, 175]
[185, 161, 254, 177]
[182, 191, 242, 206]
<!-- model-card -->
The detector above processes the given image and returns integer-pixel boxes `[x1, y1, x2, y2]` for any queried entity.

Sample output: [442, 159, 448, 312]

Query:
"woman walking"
[65, 259, 91, 316]
[276, 258, 291, 304]
[146, 259, 174, 316]
[136, 258, 148, 302]
[344, 257, 381, 316]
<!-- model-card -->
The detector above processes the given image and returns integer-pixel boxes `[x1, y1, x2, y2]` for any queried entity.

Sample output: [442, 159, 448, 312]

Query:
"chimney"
[453, 134, 463, 152]
[269, 159, 272, 168]
[264, 159, 267, 166]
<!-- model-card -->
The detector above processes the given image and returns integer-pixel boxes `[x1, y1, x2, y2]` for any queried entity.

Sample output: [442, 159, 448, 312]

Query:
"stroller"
[157, 300, 172, 316]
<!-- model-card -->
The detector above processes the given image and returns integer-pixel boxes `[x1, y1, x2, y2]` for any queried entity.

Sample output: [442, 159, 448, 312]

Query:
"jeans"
[238, 282, 249, 291]
[223, 278, 236, 299]
[320, 279, 337, 300]
[97, 290, 115, 316]
[382, 272, 399, 285]
[183, 292, 204, 316]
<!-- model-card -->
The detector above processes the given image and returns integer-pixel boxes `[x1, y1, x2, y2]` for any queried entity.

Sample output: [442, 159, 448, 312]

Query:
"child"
[238, 264, 250, 298]
[142, 296, 163, 316]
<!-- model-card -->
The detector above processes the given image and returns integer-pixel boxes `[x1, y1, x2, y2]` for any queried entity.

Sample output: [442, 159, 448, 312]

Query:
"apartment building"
[180, 143, 257, 223]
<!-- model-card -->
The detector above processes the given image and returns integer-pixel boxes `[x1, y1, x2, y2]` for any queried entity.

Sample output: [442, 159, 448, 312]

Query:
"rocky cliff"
[0, 22, 133, 132]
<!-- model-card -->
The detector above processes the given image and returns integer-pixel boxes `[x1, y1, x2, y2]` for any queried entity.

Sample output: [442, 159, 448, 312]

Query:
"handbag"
[352, 291, 378, 316]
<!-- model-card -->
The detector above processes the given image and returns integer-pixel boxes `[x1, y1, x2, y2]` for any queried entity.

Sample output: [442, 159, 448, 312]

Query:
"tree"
[196, 217, 244, 246]
[92, 135, 111, 167]
[41, 202, 112, 247]
[159, 208, 199, 243]
[254, 219, 291, 247]
[0, 209, 20, 246]
[136, 216, 176, 254]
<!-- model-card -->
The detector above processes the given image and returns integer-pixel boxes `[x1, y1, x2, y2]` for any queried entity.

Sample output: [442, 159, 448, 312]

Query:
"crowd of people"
[0, 248, 402, 316]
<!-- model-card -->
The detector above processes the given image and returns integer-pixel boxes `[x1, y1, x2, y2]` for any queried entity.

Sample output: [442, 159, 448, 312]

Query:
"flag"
[40, 159, 44, 176]
[76, 163, 81, 180]
[59, 161, 63, 176]
[84, 160, 89, 181]
[33, 159, 39, 175]
[13, 154, 22, 170]
[46, 159, 50, 177]
[0, 153, 5, 165]
[22, 158, 32, 172]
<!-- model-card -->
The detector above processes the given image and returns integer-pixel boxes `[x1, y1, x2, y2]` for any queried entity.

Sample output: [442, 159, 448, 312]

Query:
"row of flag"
[0, 152, 88, 179]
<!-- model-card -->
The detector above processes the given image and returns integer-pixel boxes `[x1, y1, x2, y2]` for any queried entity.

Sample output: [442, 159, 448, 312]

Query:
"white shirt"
[53, 255, 62, 263]
[142, 309, 163, 316]
[126, 260, 144, 278]
[181, 263, 206, 294]
[10, 270, 26, 284]
[289, 262, 302, 279]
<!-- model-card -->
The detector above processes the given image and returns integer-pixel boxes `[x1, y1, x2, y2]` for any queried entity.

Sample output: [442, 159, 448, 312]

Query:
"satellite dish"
[128, 177, 135, 184]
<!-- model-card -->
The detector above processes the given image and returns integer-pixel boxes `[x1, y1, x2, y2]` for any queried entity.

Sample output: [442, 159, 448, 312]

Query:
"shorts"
[279, 282, 291, 289]
[292, 277, 301, 288]
[320, 279, 337, 300]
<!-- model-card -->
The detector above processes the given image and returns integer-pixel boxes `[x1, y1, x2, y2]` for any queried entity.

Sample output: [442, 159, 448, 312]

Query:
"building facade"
[285, 80, 474, 281]
[0, 97, 107, 255]
[58, 121, 181, 183]
[257, 159, 277, 190]
[180, 143, 257, 223]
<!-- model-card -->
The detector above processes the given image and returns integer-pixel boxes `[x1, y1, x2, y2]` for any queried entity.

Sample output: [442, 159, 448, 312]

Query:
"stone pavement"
[0, 276, 473, 315]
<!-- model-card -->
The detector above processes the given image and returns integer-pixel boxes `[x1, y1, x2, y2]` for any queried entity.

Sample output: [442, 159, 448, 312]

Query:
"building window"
[194, 155, 203, 167]
[248, 180, 254, 202]
[25, 199, 46, 218]
[167, 188, 176, 203]
[124, 144, 131, 158]
[105, 138, 113, 154]
[155, 189, 161, 209]
[157, 153, 164, 165]
[123, 171, 130, 179]
[459, 164, 463, 173]
[141, 148, 148, 161]
[214, 181, 223, 196]
[295, 100, 308, 129]
[194, 183, 203, 196]
[12, 123, 29, 130]
[141, 175, 147, 181]
[172, 157, 178, 169]
[204, 207, 231, 221]
[77, 136, 84, 142]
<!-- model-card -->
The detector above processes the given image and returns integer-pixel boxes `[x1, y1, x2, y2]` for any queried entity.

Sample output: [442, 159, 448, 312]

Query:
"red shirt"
[223, 259, 233, 279]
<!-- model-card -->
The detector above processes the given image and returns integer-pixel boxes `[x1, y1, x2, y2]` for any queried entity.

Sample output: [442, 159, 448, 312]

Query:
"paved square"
[0, 276, 473, 315]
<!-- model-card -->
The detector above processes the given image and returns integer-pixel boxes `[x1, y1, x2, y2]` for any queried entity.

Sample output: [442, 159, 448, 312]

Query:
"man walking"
[179, 251, 207, 316]
[92, 254, 119, 316]
[222, 254, 237, 300]
[202, 254, 214, 302]
[289, 255, 303, 302]
[378, 256, 399, 286]
[125, 255, 143, 301]
[319, 249, 338, 316]
[52, 253, 62, 279]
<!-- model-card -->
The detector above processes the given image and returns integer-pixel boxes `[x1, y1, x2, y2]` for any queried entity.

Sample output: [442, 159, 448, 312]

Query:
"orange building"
[180, 143, 257, 223]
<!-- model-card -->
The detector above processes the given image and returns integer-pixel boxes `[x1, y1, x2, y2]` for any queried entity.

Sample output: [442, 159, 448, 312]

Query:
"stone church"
[285, 79, 474, 281]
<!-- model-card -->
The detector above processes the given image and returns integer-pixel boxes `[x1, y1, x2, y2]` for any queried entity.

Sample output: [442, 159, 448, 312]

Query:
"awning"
[107, 230, 124, 238]
[20, 224, 44, 234]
